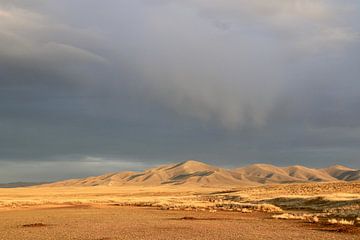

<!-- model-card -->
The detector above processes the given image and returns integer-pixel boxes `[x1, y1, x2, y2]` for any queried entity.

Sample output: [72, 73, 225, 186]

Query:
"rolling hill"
[323, 165, 360, 181]
[42, 160, 360, 188]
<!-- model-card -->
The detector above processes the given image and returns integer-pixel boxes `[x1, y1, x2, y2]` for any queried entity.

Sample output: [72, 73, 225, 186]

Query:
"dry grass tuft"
[240, 208, 252, 213]
[21, 223, 47, 228]
[272, 213, 319, 223]
[254, 203, 282, 213]
[327, 218, 355, 225]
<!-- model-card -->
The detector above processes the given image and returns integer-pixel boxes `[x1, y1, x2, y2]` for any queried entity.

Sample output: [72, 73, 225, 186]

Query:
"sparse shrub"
[240, 208, 252, 213]
[22, 223, 47, 228]
[308, 215, 319, 223]
[272, 213, 305, 220]
[327, 218, 355, 225]
[272, 213, 319, 223]
[255, 204, 282, 213]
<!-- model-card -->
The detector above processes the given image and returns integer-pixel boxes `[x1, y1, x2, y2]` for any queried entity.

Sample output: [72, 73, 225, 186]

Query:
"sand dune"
[44, 160, 359, 187]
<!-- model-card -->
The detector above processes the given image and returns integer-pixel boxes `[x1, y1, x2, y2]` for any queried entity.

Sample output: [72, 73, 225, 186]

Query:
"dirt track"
[0, 206, 358, 240]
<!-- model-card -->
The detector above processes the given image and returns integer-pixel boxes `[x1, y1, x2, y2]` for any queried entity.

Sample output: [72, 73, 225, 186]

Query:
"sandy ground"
[0, 182, 359, 239]
[0, 206, 359, 240]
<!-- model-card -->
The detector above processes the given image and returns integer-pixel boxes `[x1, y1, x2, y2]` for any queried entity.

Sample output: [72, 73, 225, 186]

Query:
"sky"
[0, 0, 360, 182]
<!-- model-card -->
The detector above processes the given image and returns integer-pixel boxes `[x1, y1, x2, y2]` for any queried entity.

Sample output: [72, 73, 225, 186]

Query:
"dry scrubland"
[1, 181, 359, 219]
[0, 182, 359, 239]
[0, 160, 359, 239]
[1, 206, 359, 240]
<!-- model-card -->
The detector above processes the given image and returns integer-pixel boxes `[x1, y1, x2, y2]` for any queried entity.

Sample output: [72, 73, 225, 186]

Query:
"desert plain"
[0, 160, 359, 240]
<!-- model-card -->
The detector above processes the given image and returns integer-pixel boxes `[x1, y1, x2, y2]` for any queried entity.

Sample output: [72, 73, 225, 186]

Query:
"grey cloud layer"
[0, 0, 359, 181]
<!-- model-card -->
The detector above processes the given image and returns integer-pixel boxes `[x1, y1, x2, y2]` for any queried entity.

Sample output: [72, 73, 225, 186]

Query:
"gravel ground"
[0, 206, 358, 240]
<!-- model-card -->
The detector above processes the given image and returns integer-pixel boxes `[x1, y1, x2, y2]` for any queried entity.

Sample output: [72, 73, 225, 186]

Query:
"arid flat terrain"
[0, 206, 359, 240]
[0, 182, 359, 239]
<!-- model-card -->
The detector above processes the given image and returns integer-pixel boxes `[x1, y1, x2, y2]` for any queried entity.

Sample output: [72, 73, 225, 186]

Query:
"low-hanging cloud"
[133, 0, 359, 128]
[0, 0, 359, 181]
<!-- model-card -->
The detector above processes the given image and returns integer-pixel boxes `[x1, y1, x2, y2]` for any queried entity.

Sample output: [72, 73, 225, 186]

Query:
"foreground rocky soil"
[0, 206, 359, 240]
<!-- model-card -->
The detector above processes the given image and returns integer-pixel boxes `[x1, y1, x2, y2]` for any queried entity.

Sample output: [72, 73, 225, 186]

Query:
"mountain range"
[44, 160, 360, 187]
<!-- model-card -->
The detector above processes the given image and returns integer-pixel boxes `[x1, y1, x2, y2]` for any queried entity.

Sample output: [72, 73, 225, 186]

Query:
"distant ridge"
[0, 182, 49, 188]
[42, 160, 360, 187]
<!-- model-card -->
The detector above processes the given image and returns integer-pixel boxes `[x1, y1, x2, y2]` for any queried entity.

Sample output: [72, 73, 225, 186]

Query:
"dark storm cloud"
[0, 0, 360, 182]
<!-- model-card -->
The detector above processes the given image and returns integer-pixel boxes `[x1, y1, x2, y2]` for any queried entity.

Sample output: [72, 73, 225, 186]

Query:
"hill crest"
[43, 160, 359, 187]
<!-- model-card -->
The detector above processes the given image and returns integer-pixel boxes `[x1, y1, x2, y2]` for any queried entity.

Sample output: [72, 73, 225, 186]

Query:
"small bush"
[327, 218, 354, 225]
[272, 213, 305, 220]
[255, 204, 282, 213]
[240, 208, 252, 213]
[272, 213, 319, 223]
